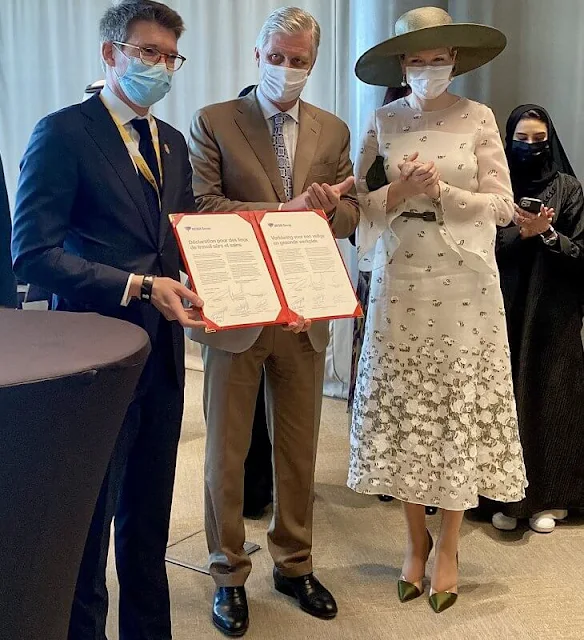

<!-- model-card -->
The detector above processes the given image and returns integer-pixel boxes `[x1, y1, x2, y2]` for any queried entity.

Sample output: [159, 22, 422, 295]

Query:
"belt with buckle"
[400, 210, 437, 222]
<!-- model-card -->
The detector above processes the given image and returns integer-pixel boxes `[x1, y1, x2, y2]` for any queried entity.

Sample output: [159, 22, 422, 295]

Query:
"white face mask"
[406, 65, 453, 100]
[259, 61, 308, 104]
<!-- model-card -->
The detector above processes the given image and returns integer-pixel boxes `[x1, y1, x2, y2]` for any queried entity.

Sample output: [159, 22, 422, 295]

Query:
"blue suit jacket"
[12, 94, 195, 384]
[0, 153, 17, 308]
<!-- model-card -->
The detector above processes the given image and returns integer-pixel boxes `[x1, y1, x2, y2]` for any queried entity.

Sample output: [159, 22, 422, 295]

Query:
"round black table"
[0, 310, 150, 640]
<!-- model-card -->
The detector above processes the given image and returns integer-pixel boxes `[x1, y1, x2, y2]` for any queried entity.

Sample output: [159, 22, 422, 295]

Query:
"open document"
[171, 210, 362, 332]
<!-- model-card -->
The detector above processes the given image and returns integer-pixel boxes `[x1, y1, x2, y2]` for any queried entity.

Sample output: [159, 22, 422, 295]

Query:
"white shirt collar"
[100, 84, 150, 125]
[256, 86, 300, 124]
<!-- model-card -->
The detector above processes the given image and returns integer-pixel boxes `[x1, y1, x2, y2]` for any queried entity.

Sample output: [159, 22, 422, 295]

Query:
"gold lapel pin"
[164, 143, 171, 154]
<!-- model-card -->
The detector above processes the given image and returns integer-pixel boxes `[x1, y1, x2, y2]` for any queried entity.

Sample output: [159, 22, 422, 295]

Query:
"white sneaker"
[529, 510, 568, 533]
[551, 509, 569, 520]
[492, 512, 518, 531]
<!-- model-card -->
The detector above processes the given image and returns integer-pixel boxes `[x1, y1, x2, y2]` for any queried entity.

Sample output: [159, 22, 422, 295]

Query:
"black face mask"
[510, 140, 552, 172]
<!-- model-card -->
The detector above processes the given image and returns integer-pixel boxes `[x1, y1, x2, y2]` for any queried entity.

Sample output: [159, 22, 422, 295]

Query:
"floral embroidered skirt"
[348, 218, 527, 510]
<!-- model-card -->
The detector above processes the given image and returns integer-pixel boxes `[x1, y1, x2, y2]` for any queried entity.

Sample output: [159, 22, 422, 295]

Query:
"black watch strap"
[140, 275, 156, 303]
[541, 227, 555, 239]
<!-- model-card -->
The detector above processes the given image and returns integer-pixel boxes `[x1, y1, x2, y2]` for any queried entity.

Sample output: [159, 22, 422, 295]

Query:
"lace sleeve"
[434, 105, 514, 274]
[354, 111, 399, 271]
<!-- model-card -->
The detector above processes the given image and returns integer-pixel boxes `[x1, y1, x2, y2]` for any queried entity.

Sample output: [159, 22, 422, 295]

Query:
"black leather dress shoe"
[212, 587, 249, 637]
[273, 569, 337, 619]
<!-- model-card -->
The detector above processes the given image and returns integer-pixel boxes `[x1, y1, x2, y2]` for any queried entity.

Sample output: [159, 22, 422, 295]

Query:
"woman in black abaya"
[492, 104, 584, 533]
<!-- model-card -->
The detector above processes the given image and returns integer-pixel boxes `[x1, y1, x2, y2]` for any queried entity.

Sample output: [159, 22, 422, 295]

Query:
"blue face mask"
[117, 57, 172, 108]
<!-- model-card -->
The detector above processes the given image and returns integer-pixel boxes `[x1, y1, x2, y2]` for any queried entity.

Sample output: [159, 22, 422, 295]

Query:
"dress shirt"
[100, 84, 151, 306]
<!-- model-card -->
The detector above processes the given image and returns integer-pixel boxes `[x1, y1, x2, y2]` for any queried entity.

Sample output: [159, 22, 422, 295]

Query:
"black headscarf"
[505, 104, 575, 200]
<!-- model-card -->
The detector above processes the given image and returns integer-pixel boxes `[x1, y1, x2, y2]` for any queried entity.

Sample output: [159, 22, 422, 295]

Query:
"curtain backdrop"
[2, 0, 583, 395]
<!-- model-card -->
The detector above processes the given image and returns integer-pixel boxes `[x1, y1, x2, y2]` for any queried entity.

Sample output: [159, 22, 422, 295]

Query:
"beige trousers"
[202, 326, 326, 587]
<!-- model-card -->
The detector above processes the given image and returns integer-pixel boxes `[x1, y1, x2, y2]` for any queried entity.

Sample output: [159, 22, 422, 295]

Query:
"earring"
[401, 74, 407, 87]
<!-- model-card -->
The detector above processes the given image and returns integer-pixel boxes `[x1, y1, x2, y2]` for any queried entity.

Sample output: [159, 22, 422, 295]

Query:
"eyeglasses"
[113, 42, 186, 71]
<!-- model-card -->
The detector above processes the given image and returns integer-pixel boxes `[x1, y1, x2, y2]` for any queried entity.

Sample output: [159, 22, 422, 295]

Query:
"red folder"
[171, 209, 363, 332]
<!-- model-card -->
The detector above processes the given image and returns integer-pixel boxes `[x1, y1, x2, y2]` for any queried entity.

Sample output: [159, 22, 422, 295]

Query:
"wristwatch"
[540, 226, 559, 246]
[140, 274, 156, 303]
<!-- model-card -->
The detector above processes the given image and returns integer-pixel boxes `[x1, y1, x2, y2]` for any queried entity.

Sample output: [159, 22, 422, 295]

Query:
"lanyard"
[100, 95, 163, 208]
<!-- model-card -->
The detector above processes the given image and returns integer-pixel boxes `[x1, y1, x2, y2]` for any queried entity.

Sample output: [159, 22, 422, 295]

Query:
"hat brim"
[355, 23, 506, 87]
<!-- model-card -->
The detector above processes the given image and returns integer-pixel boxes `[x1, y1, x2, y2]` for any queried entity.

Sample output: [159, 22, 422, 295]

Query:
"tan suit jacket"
[187, 89, 359, 353]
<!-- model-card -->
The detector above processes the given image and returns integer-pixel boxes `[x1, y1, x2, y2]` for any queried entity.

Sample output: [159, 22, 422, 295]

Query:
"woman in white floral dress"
[348, 8, 527, 613]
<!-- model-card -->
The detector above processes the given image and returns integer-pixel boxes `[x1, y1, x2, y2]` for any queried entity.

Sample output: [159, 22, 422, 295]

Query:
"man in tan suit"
[188, 7, 358, 636]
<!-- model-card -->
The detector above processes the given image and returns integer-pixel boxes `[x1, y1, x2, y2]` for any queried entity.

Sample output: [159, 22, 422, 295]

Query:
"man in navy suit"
[11, 2, 203, 638]
[0, 153, 16, 308]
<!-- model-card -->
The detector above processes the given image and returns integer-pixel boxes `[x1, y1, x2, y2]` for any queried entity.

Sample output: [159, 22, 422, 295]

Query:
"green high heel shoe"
[429, 553, 459, 613]
[429, 589, 458, 613]
[397, 530, 434, 603]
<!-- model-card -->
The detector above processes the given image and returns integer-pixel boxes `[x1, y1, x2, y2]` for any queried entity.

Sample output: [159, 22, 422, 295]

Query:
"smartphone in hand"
[518, 197, 543, 215]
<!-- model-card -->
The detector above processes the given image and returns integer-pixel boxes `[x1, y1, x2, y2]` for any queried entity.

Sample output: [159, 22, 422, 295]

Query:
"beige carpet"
[106, 370, 584, 640]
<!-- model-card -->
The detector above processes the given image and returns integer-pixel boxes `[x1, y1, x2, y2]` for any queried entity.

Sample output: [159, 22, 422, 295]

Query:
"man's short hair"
[99, 0, 185, 43]
[256, 7, 320, 59]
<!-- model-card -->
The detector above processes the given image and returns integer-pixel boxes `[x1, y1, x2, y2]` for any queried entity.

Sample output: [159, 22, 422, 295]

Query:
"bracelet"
[140, 275, 156, 303]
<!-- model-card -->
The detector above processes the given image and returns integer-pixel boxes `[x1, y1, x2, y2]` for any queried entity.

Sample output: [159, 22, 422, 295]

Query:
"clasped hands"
[513, 204, 554, 239]
[393, 152, 441, 202]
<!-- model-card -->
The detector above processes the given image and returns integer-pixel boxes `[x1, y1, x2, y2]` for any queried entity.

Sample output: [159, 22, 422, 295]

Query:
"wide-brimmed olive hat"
[355, 6, 506, 87]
